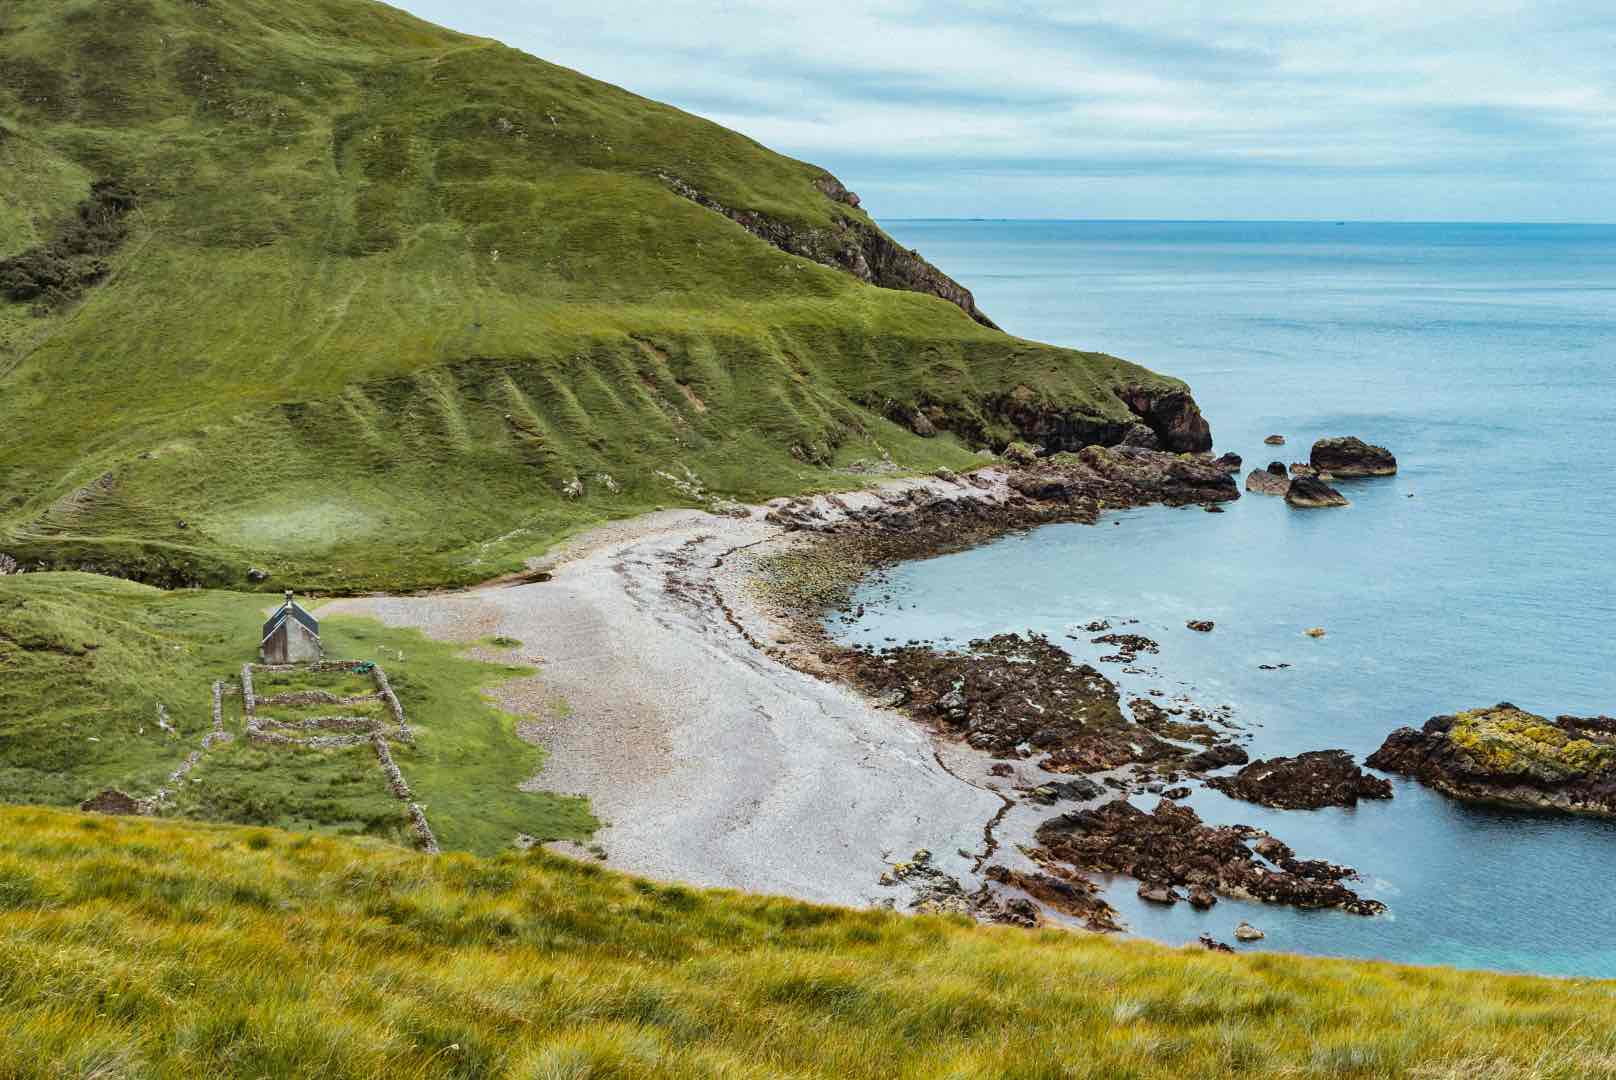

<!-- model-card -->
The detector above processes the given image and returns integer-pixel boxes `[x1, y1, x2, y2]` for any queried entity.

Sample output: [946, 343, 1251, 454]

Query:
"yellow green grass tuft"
[1, 805, 1614, 1078]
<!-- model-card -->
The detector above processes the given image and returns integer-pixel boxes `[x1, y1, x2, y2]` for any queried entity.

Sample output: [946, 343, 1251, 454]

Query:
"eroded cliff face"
[659, 172, 998, 328]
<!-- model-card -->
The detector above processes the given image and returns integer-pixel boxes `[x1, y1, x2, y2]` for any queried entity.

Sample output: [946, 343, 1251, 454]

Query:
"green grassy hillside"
[0, 572, 593, 853]
[2, 804, 1613, 1079]
[0, 0, 1190, 592]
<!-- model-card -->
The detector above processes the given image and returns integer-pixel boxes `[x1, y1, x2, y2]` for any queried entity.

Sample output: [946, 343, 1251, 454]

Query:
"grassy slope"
[0, 0, 1175, 592]
[2, 805, 1614, 1080]
[0, 572, 593, 853]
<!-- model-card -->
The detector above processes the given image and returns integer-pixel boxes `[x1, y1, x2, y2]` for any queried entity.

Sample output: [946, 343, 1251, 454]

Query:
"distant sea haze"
[840, 220, 1616, 976]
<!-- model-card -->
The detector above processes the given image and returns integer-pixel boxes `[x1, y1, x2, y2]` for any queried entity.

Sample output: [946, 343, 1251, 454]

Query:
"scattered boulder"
[1245, 462, 1291, 496]
[1187, 744, 1250, 772]
[1207, 750, 1394, 809]
[1234, 921, 1266, 941]
[1138, 882, 1182, 904]
[1199, 933, 1235, 953]
[1118, 423, 1161, 450]
[1311, 436, 1397, 477]
[1186, 619, 1214, 633]
[1264, 434, 1286, 446]
[1212, 451, 1243, 473]
[1285, 474, 1349, 508]
[1188, 884, 1218, 909]
[1002, 441, 1040, 465]
[246, 567, 270, 583]
[1304, 627, 1327, 638]
[1028, 777, 1106, 804]
[1367, 704, 1616, 817]
[1162, 786, 1192, 800]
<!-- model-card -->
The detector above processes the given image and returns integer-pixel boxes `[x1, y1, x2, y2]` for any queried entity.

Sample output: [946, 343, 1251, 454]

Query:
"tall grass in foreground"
[1, 807, 1614, 1078]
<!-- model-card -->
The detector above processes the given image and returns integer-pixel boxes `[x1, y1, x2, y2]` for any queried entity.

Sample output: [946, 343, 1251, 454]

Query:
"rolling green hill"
[0, 0, 1203, 592]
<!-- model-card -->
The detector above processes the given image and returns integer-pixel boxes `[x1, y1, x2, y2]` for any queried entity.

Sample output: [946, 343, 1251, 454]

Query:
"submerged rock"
[1186, 619, 1215, 633]
[1285, 474, 1350, 508]
[1207, 750, 1394, 809]
[1367, 703, 1616, 817]
[1264, 434, 1287, 446]
[1311, 436, 1397, 477]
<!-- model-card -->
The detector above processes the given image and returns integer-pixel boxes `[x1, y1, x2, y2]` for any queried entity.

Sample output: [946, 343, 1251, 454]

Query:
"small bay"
[835, 220, 1616, 976]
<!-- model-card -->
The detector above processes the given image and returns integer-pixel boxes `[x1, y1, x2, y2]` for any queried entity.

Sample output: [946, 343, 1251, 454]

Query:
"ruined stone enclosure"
[82, 660, 437, 853]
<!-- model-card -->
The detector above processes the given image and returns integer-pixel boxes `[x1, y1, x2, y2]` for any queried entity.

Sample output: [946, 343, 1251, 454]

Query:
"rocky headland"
[1367, 704, 1616, 816]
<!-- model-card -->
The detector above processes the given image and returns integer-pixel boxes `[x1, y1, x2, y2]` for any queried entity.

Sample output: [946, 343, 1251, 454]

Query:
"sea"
[833, 220, 1616, 977]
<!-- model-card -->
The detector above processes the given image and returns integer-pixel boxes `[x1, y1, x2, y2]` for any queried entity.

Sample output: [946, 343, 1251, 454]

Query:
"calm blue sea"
[837, 221, 1616, 977]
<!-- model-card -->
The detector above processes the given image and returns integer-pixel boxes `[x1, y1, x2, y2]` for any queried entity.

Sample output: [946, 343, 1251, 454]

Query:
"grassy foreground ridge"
[0, 0, 1192, 592]
[2, 805, 1614, 1079]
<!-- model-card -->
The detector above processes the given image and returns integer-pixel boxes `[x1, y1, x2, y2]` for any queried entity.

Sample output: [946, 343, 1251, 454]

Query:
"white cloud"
[392, 0, 1616, 221]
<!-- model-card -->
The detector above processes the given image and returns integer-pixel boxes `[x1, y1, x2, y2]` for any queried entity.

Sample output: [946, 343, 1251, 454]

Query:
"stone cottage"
[260, 590, 321, 663]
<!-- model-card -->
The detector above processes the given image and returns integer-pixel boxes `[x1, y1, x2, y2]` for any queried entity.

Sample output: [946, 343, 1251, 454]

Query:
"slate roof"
[261, 600, 319, 644]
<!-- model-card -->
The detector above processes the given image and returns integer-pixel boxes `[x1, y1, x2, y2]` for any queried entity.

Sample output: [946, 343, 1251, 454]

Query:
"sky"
[395, 0, 1615, 222]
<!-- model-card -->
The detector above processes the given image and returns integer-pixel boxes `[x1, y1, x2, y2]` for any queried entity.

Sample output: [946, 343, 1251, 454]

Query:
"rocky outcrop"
[1311, 436, 1397, 477]
[1117, 386, 1213, 453]
[659, 171, 997, 328]
[1246, 462, 1291, 496]
[1367, 704, 1616, 816]
[1035, 798, 1386, 915]
[1207, 750, 1394, 809]
[80, 788, 150, 815]
[1285, 474, 1349, 508]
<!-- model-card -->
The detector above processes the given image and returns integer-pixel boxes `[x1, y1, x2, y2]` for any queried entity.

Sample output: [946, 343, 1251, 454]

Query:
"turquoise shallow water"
[835, 221, 1616, 976]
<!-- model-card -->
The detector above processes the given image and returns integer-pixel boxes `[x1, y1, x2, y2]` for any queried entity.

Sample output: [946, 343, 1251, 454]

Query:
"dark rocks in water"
[1118, 422, 1162, 450]
[1285, 474, 1350, 508]
[984, 864, 1120, 931]
[1091, 632, 1159, 664]
[1118, 385, 1214, 453]
[988, 762, 1015, 778]
[1037, 798, 1387, 915]
[1188, 885, 1218, 909]
[1138, 881, 1182, 904]
[1207, 750, 1394, 809]
[1311, 436, 1397, 477]
[839, 632, 1184, 770]
[1264, 434, 1287, 446]
[1162, 786, 1192, 800]
[80, 789, 148, 815]
[1367, 703, 1616, 817]
[1188, 744, 1250, 772]
[1199, 933, 1235, 952]
[1212, 451, 1243, 473]
[1245, 464, 1290, 496]
[1186, 619, 1215, 632]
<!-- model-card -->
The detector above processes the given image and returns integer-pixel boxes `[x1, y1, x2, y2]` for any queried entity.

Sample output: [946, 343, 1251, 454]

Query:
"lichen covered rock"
[1368, 704, 1616, 815]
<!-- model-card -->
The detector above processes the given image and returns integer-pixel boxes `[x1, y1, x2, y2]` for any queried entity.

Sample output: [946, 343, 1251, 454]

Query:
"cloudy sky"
[398, 0, 1615, 222]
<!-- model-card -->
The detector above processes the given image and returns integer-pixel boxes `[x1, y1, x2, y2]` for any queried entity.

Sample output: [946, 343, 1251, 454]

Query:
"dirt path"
[325, 501, 1004, 907]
